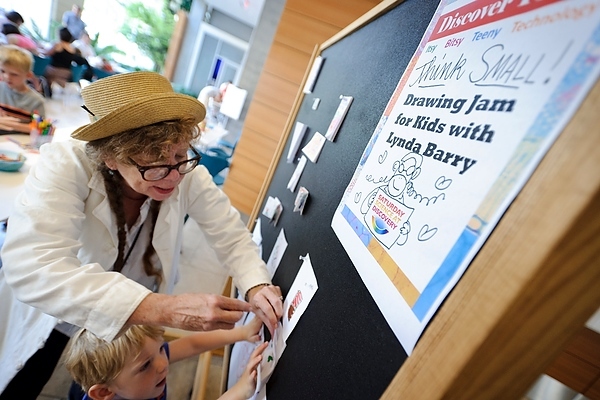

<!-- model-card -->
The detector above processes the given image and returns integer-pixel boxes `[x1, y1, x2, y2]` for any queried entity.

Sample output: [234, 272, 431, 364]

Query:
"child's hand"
[230, 341, 269, 400]
[241, 316, 263, 343]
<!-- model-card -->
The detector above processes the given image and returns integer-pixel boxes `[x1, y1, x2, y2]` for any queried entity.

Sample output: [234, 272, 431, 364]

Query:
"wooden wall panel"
[233, 128, 278, 169]
[276, 11, 341, 54]
[223, 174, 262, 215]
[227, 152, 269, 193]
[252, 73, 298, 115]
[286, 0, 381, 28]
[224, 0, 385, 216]
[262, 43, 311, 84]
[243, 102, 289, 142]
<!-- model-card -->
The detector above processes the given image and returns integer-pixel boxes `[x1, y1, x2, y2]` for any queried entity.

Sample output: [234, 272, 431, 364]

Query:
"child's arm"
[43, 43, 60, 56]
[168, 316, 263, 363]
[0, 116, 31, 133]
[219, 341, 269, 400]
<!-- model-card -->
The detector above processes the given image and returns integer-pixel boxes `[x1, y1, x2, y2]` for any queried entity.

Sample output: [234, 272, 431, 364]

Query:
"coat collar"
[87, 169, 184, 293]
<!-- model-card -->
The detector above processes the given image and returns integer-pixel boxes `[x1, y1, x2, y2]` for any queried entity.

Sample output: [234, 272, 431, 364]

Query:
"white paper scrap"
[302, 56, 323, 94]
[281, 254, 318, 342]
[286, 122, 308, 163]
[287, 155, 307, 193]
[266, 229, 288, 279]
[302, 131, 326, 163]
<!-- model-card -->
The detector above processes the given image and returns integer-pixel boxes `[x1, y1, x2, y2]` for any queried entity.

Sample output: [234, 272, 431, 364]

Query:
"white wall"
[2, 0, 54, 40]
[81, 0, 158, 70]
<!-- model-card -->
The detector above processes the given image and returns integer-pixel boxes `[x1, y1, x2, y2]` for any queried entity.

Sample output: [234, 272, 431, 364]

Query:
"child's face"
[0, 63, 30, 92]
[109, 336, 169, 400]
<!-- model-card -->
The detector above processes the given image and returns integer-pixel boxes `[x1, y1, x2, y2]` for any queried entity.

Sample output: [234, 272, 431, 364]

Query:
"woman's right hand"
[129, 292, 252, 331]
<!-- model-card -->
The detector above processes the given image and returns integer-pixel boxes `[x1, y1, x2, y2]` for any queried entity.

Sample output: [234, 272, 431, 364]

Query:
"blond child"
[0, 44, 45, 134]
[65, 317, 268, 400]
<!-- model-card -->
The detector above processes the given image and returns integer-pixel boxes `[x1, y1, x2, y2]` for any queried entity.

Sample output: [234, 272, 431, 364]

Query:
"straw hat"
[71, 71, 206, 141]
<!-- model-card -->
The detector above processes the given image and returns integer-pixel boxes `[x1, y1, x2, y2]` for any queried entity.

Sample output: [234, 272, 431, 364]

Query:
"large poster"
[332, 0, 600, 354]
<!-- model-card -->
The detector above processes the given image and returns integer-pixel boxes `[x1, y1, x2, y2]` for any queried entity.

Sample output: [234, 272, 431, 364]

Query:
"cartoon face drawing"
[388, 152, 422, 198]
[360, 152, 424, 248]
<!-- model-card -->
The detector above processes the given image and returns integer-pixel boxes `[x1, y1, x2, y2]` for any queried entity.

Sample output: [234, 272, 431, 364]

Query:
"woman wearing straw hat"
[0, 71, 283, 399]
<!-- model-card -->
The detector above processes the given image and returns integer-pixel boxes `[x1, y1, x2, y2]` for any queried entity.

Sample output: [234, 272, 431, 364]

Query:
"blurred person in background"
[2, 23, 41, 55]
[62, 4, 86, 40]
[43, 27, 91, 96]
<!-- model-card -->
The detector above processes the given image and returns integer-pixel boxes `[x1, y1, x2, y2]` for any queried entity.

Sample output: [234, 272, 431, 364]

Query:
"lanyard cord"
[122, 225, 143, 268]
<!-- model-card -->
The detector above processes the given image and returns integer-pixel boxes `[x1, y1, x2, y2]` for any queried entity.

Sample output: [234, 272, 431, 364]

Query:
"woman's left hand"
[247, 284, 283, 336]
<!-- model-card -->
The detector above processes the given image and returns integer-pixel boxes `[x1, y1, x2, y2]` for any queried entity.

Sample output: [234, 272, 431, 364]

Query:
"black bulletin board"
[238, 1, 441, 398]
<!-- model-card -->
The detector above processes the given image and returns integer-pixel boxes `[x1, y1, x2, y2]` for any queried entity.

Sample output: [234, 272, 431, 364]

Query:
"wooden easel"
[226, 0, 600, 397]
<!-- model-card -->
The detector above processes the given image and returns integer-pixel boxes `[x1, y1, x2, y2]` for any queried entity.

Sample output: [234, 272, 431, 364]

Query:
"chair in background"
[61, 64, 87, 106]
[70, 64, 86, 83]
[31, 55, 51, 96]
[198, 147, 231, 186]
[32, 55, 51, 77]
[213, 137, 238, 158]
[92, 66, 117, 80]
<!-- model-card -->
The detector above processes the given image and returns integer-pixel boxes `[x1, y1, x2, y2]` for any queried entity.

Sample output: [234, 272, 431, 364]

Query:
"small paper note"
[302, 132, 326, 163]
[287, 122, 308, 163]
[325, 95, 353, 141]
[303, 56, 323, 94]
[251, 218, 263, 258]
[281, 254, 318, 342]
[287, 155, 307, 193]
[262, 196, 283, 226]
[266, 229, 288, 279]
[312, 98, 321, 110]
[262, 197, 279, 219]
[293, 187, 309, 215]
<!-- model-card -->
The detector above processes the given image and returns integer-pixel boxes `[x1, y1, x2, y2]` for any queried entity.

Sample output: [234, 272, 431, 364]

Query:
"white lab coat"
[0, 140, 269, 390]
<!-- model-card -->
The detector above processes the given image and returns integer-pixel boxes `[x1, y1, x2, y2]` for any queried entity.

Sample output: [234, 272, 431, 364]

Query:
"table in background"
[0, 135, 40, 221]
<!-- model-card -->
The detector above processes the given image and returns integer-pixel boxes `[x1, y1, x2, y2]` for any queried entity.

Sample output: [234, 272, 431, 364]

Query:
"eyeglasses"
[129, 147, 202, 181]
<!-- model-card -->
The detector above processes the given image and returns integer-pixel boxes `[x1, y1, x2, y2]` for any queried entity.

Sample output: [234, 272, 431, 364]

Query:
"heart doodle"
[435, 176, 452, 190]
[354, 192, 362, 203]
[378, 151, 387, 164]
[418, 224, 437, 241]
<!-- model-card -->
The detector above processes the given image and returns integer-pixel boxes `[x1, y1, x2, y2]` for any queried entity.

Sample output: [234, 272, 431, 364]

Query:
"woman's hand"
[129, 292, 251, 331]
[247, 284, 283, 336]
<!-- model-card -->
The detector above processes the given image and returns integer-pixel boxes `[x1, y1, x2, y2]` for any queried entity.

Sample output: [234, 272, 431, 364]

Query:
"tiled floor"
[34, 91, 241, 400]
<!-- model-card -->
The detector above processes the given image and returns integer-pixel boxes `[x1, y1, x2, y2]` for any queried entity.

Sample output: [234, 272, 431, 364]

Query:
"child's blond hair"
[0, 44, 34, 73]
[64, 325, 165, 392]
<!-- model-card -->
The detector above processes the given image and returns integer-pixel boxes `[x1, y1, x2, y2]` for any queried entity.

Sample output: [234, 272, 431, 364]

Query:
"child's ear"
[26, 71, 34, 80]
[87, 384, 116, 400]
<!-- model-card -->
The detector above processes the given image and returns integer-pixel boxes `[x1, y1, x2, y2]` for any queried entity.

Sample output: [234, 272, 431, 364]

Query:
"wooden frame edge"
[247, 44, 323, 231]
[382, 79, 600, 399]
[321, 0, 404, 50]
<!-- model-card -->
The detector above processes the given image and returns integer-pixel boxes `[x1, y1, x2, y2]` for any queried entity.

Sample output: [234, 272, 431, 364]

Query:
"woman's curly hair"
[84, 118, 200, 284]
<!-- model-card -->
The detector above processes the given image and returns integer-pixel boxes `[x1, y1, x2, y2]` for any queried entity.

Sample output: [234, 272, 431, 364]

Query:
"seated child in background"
[65, 317, 268, 400]
[0, 44, 45, 134]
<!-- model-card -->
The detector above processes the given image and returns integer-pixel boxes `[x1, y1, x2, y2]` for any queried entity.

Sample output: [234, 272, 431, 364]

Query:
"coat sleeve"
[1, 141, 150, 341]
[183, 165, 271, 297]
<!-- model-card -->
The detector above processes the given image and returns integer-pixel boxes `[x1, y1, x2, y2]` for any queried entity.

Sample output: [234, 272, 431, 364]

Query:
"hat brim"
[71, 93, 206, 141]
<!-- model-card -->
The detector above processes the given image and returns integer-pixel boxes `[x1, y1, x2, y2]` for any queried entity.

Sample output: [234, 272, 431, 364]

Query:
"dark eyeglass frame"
[129, 147, 202, 182]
